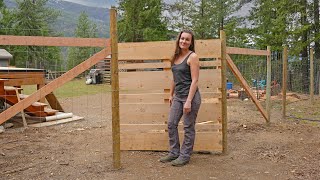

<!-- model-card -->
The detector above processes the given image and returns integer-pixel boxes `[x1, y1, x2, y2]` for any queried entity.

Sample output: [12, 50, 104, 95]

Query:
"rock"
[0, 126, 4, 133]
[4, 123, 14, 128]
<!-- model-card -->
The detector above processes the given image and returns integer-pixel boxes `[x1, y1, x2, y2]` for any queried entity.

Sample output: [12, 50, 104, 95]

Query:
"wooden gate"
[118, 39, 225, 151]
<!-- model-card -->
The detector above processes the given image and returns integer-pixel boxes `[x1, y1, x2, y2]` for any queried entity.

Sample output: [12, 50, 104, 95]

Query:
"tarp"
[0, 49, 13, 59]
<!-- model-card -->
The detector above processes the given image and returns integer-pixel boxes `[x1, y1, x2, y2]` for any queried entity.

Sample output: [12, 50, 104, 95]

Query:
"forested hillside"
[3, 0, 110, 37]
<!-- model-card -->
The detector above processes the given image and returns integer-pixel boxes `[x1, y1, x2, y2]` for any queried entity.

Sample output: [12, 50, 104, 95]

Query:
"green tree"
[67, 12, 98, 70]
[248, 0, 293, 50]
[167, 0, 242, 41]
[117, 0, 168, 42]
[0, 0, 4, 9]
[248, 0, 319, 92]
[0, 0, 15, 34]
[313, 0, 320, 59]
[9, 0, 62, 70]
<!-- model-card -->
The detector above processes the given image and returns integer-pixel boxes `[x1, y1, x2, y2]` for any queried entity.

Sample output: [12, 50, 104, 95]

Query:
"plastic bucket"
[226, 82, 233, 90]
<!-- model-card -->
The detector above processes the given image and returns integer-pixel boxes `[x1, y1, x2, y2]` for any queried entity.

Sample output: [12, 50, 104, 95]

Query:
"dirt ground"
[1, 93, 320, 180]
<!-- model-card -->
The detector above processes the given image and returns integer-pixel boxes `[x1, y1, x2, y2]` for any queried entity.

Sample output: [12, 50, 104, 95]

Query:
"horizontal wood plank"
[0, 74, 45, 80]
[4, 78, 45, 86]
[119, 69, 221, 92]
[0, 35, 109, 47]
[119, 71, 171, 91]
[119, 61, 171, 70]
[120, 102, 221, 124]
[120, 123, 222, 132]
[200, 60, 221, 67]
[118, 39, 221, 60]
[227, 47, 269, 56]
[118, 60, 221, 70]
[120, 131, 222, 151]
[120, 92, 222, 103]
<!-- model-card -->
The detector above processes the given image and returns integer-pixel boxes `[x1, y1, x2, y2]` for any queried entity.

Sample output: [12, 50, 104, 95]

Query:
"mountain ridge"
[3, 0, 110, 37]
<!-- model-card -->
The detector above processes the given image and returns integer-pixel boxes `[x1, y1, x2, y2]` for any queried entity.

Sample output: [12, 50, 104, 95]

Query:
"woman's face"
[179, 32, 192, 50]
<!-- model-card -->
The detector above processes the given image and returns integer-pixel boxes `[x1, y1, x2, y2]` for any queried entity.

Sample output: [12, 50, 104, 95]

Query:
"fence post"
[310, 48, 314, 105]
[282, 46, 288, 118]
[220, 30, 227, 154]
[266, 46, 271, 123]
[110, 7, 121, 169]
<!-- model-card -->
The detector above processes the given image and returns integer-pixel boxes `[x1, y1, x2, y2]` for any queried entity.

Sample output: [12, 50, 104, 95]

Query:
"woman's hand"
[169, 96, 173, 107]
[183, 100, 191, 114]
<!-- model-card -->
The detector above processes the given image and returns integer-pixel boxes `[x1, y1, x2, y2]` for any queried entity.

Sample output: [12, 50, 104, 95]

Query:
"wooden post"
[318, 66, 320, 96]
[15, 89, 27, 128]
[310, 48, 314, 104]
[220, 30, 227, 154]
[266, 46, 271, 123]
[282, 46, 288, 118]
[110, 7, 121, 170]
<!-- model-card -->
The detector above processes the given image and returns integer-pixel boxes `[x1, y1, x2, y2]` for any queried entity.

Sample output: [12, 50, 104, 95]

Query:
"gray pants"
[168, 91, 201, 160]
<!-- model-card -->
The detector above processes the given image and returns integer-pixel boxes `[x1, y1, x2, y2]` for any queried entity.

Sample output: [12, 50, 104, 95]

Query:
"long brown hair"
[171, 30, 195, 65]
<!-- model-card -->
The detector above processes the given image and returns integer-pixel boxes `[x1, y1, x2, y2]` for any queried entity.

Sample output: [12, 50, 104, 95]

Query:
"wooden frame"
[0, 9, 272, 169]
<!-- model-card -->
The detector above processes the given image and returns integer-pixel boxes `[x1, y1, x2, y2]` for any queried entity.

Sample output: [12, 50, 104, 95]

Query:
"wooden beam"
[310, 48, 314, 104]
[120, 69, 221, 92]
[226, 54, 268, 122]
[0, 48, 110, 125]
[120, 123, 222, 132]
[3, 77, 45, 86]
[227, 47, 269, 56]
[110, 7, 121, 170]
[120, 92, 221, 103]
[0, 73, 45, 79]
[118, 39, 221, 60]
[120, 102, 221, 124]
[118, 61, 171, 70]
[45, 93, 64, 112]
[15, 89, 27, 128]
[282, 46, 288, 118]
[266, 46, 271, 123]
[220, 30, 227, 154]
[120, 131, 222, 151]
[0, 35, 109, 47]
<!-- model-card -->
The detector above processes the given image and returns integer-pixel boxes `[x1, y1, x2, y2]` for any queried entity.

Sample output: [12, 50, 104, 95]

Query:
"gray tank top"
[172, 52, 195, 98]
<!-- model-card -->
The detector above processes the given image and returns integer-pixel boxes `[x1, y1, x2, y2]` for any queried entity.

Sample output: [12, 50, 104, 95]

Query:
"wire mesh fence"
[226, 48, 320, 97]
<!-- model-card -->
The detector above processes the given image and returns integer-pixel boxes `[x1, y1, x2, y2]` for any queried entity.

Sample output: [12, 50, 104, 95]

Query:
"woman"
[159, 30, 201, 166]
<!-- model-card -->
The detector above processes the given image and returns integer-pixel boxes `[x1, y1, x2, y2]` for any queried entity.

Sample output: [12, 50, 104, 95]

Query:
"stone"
[0, 126, 4, 133]
[4, 123, 14, 128]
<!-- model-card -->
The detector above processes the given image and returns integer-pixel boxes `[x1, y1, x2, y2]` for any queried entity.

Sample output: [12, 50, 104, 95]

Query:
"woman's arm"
[184, 53, 200, 113]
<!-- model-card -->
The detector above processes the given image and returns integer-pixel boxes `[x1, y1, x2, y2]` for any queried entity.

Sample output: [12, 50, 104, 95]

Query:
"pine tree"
[167, 0, 242, 41]
[1, 0, 61, 70]
[313, 0, 320, 59]
[0, 0, 15, 34]
[117, 0, 168, 42]
[67, 12, 98, 70]
[248, 0, 295, 50]
[0, 0, 4, 9]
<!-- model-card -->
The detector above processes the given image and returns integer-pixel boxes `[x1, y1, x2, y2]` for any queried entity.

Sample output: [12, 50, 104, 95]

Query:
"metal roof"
[0, 49, 13, 59]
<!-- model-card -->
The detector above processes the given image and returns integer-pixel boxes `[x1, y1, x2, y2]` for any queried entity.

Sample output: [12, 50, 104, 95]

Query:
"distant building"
[0, 49, 12, 67]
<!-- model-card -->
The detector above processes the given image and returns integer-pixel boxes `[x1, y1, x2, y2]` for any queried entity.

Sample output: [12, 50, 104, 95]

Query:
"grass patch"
[22, 79, 111, 98]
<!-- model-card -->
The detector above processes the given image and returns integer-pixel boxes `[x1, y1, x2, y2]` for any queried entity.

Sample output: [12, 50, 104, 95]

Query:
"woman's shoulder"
[189, 52, 199, 60]
[187, 52, 199, 65]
